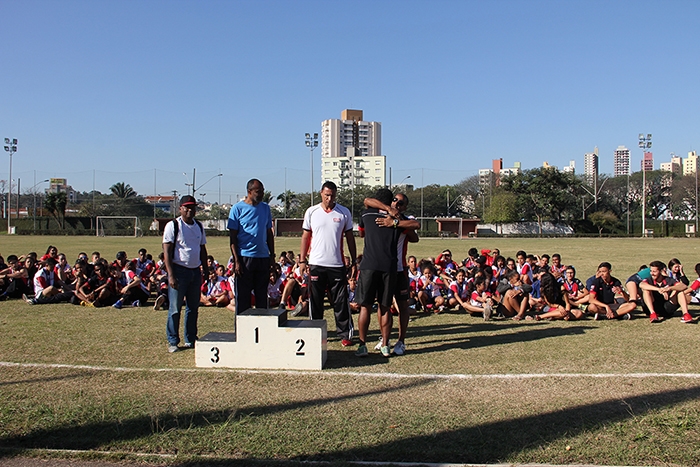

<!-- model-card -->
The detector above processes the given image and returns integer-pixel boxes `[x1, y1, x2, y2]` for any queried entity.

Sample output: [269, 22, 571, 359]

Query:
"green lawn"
[1, 235, 700, 466]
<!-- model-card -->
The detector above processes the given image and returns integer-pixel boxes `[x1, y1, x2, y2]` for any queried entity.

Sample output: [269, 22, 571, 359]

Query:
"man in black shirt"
[639, 260, 692, 323]
[355, 188, 398, 357]
[587, 262, 636, 320]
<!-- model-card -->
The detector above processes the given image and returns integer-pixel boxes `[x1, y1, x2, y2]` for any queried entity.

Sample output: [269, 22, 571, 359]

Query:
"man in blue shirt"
[228, 178, 275, 313]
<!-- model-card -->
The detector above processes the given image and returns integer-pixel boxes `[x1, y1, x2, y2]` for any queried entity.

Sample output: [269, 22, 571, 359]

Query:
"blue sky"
[2, 0, 698, 204]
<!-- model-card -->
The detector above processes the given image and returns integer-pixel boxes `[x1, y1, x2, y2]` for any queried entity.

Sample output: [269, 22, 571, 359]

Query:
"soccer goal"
[96, 216, 143, 237]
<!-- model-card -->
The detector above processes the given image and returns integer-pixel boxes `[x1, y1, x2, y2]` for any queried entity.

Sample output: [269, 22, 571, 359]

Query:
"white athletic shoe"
[374, 337, 388, 351]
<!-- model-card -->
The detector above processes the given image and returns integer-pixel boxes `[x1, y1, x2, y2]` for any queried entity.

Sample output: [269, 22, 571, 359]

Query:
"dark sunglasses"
[392, 197, 405, 206]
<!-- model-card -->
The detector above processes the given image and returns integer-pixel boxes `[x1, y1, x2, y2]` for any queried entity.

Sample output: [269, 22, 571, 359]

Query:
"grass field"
[2, 235, 700, 466]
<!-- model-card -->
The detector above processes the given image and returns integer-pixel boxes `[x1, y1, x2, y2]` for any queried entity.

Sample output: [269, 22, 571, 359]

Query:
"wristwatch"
[392, 218, 399, 228]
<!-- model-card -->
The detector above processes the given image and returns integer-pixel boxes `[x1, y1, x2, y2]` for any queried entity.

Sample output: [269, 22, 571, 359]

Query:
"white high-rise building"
[562, 160, 575, 174]
[613, 146, 630, 177]
[683, 151, 699, 176]
[321, 109, 385, 188]
[584, 147, 598, 185]
[660, 154, 682, 175]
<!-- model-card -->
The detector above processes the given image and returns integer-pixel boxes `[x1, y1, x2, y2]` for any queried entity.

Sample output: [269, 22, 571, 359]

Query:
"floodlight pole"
[4, 138, 17, 234]
[305, 132, 318, 206]
[639, 133, 651, 237]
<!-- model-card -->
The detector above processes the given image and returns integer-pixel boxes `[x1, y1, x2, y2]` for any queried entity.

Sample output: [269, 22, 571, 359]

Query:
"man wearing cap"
[162, 195, 208, 353]
[228, 178, 275, 313]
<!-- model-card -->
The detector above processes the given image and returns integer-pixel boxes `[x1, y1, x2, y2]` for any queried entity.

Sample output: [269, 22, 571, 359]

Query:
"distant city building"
[143, 195, 176, 213]
[479, 168, 494, 187]
[683, 151, 699, 176]
[500, 161, 522, 178]
[479, 159, 521, 187]
[641, 152, 653, 171]
[321, 109, 385, 188]
[613, 146, 630, 177]
[660, 154, 682, 175]
[47, 178, 77, 202]
[584, 147, 599, 185]
[541, 160, 573, 173]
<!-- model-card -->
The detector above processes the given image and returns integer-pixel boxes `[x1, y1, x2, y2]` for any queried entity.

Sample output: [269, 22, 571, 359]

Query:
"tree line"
[6, 169, 696, 235]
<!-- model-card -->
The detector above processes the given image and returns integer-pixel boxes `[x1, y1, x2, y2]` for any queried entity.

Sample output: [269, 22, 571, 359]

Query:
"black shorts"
[642, 292, 679, 318]
[394, 270, 410, 301]
[356, 269, 396, 308]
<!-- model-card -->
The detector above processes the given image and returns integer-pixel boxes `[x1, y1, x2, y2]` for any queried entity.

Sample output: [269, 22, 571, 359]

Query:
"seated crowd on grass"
[0, 245, 698, 325]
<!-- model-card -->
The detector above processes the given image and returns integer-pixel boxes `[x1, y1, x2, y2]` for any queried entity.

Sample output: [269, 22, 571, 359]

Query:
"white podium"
[195, 308, 327, 370]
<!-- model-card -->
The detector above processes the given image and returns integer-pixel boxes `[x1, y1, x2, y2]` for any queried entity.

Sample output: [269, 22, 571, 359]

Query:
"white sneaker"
[374, 337, 386, 351]
[291, 301, 304, 317]
[393, 340, 406, 356]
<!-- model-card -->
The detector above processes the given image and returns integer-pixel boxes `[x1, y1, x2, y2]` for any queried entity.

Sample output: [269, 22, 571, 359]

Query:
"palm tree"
[110, 182, 137, 199]
[276, 190, 298, 217]
[44, 191, 67, 229]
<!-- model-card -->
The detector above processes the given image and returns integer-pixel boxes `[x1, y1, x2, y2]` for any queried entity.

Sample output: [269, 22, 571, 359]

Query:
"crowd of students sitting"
[400, 247, 700, 324]
[0, 245, 306, 315]
[0, 246, 167, 309]
[1, 245, 698, 325]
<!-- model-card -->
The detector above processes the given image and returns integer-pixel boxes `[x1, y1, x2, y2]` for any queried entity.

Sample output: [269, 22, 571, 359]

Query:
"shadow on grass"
[4, 375, 700, 465]
[176, 384, 700, 466]
[324, 349, 391, 369]
[311, 383, 700, 464]
[2, 381, 699, 465]
[325, 321, 593, 368]
[0, 378, 432, 458]
[411, 323, 590, 354]
[0, 372, 87, 387]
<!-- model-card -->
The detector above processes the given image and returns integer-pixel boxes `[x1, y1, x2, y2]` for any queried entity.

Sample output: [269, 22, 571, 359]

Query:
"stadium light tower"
[305, 133, 318, 206]
[4, 138, 17, 234]
[639, 133, 652, 237]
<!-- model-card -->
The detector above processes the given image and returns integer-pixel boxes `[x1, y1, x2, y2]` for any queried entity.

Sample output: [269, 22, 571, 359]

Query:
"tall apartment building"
[641, 152, 653, 171]
[320, 109, 385, 188]
[583, 147, 598, 185]
[479, 159, 502, 187]
[479, 159, 522, 187]
[613, 146, 630, 177]
[562, 160, 575, 174]
[683, 151, 699, 176]
[660, 154, 682, 175]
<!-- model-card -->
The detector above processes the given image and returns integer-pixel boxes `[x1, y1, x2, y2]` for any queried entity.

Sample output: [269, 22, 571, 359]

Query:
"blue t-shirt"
[227, 201, 272, 258]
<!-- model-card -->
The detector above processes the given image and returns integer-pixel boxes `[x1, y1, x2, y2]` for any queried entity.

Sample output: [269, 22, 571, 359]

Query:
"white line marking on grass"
[4, 361, 700, 380]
